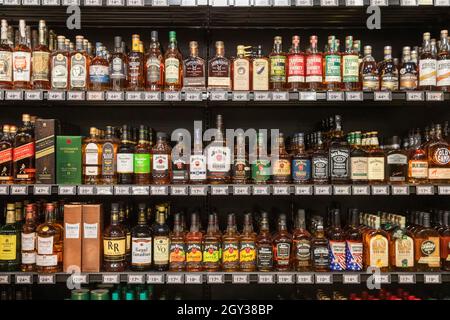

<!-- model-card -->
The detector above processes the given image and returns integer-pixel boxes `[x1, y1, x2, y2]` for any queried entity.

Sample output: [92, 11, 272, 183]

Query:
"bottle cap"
[169, 31, 176, 41]
[114, 36, 122, 48]
[156, 132, 167, 139]
[111, 203, 119, 212]
[151, 30, 158, 42]
[138, 203, 146, 211]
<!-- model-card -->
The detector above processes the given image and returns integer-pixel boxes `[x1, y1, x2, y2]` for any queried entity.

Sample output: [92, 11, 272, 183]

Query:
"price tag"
[315, 274, 333, 284]
[320, 0, 338, 5]
[253, 91, 272, 101]
[211, 185, 229, 195]
[5, 90, 23, 100]
[11, 185, 28, 195]
[106, 0, 124, 4]
[370, 0, 387, 5]
[426, 91, 444, 101]
[326, 91, 345, 101]
[67, 91, 85, 101]
[78, 185, 95, 195]
[33, 185, 52, 195]
[127, 274, 145, 284]
[401, 0, 418, 5]
[345, 0, 363, 5]
[273, 0, 290, 5]
[277, 274, 295, 284]
[71, 274, 88, 284]
[434, 0, 450, 5]
[343, 274, 360, 284]
[296, 274, 314, 284]
[0, 185, 9, 195]
[171, 185, 188, 196]
[233, 185, 251, 195]
[102, 274, 120, 284]
[398, 274, 416, 284]
[63, 0, 80, 4]
[314, 185, 332, 195]
[207, 274, 224, 284]
[3, 0, 20, 4]
[106, 91, 124, 101]
[254, 0, 271, 4]
[22, 0, 40, 5]
[345, 91, 363, 101]
[273, 185, 290, 195]
[84, 0, 102, 5]
[210, 91, 228, 101]
[253, 185, 270, 195]
[0, 275, 10, 284]
[131, 186, 150, 195]
[167, 274, 184, 284]
[184, 91, 203, 101]
[24, 91, 43, 100]
[126, 91, 143, 101]
[58, 185, 76, 195]
[211, 0, 228, 4]
[272, 91, 289, 101]
[295, 0, 313, 5]
[181, 0, 196, 5]
[294, 185, 312, 195]
[406, 91, 424, 101]
[416, 185, 434, 195]
[374, 274, 391, 284]
[392, 185, 409, 195]
[438, 186, 450, 195]
[232, 91, 250, 101]
[234, 0, 250, 5]
[164, 91, 182, 101]
[152, 0, 168, 4]
[47, 91, 65, 100]
[232, 274, 249, 284]
[374, 91, 392, 101]
[352, 185, 370, 195]
[16, 275, 33, 284]
[114, 186, 131, 195]
[42, 0, 60, 4]
[424, 274, 441, 284]
[147, 274, 165, 284]
[95, 186, 113, 195]
[143, 91, 161, 101]
[333, 185, 351, 195]
[127, 0, 144, 4]
[86, 91, 105, 101]
[371, 185, 389, 195]
[185, 274, 203, 284]
[299, 91, 317, 101]
[190, 185, 208, 196]
[257, 274, 275, 284]
[0, 91, 3, 100]
[150, 186, 168, 195]
[38, 274, 55, 284]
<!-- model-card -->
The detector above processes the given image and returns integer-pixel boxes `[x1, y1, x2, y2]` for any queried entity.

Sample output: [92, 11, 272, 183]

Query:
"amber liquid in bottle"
[311, 219, 329, 272]
[415, 212, 441, 272]
[256, 212, 273, 271]
[0, 125, 14, 184]
[0, 20, 13, 89]
[89, 42, 110, 91]
[117, 125, 135, 185]
[101, 126, 119, 184]
[169, 213, 186, 271]
[82, 127, 102, 185]
[13, 20, 32, 90]
[13, 114, 35, 184]
[134, 125, 151, 185]
[21, 204, 37, 272]
[222, 213, 240, 272]
[130, 204, 153, 271]
[287, 35, 305, 91]
[69, 35, 90, 91]
[208, 41, 231, 91]
[185, 213, 203, 272]
[232, 132, 250, 184]
[239, 213, 257, 272]
[151, 132, 172, 185]
[273, 214, 292, 271]
[145, 31, 164, 91]
[292, 209, 311, 271]
[110, 36, 128, 91]
[31, 20, 50, 90]
[127, 34, 144, 91]
[50, 35, 70, 90]
[272, 133, 291, 184]
[440, 211, 450, 271]
[341, 36, 361, 91]
[203, 214, 221, 272]
[164, 31, 183, 92]
[103, 203, 127, 272]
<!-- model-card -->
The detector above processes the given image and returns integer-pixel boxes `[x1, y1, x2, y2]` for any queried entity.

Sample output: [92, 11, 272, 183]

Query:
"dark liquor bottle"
[89, 42, 110, 91]
[273, 214, 292, 271]
[222, 213, 240, 272]
[207, 115, 231, 184]
[239, 213, 257, 272]
[292, 209, 311, 271]
[130, 204, 152, 271]
[101, 126, 119, 184]
[327, 209, 346, 271]
[103, 203, 127, 272]
[152, 208, 170, 271]
[269, 36, 286, 91]
[117, 125, 135, 185]
[272, 133, 291, 184]
[232, 132, 250, 184]
[185, 213, 203, 272]
[21, 204, 37, 272]
[291, 133, 311, 184]
[408, 130, 428, 184]
[110, 36, 128, 91]
[32, 20, 50, 90]
[345, 209, 363, 271]
[427, 124, 450, 183]
[119, 205, 131, 265]
[0, 20, 13, 89]
[207, 41, 231, 91]
[151, 132, 172, 185]
[172, 133, 189, 184]
[169, 213, 186, 271]
[311, 219, 329, 272]
[183, 41, 206, 91]
[311, 132, 329, 184]
[0, 125, 14, 184]
[418, 32, 436, 91]
[202, 214, 220, 272]
[0, 203, 19, 271]
[134, 125, 151, 185]
[256, 212, 273, 271]
[415, 212, 441, 271]
[144, 31, 163, 92]
[13, 114, 35, 184]
[386, 136, 408, 184]
[328, 115, 350, 184]
[350, 131, 368, 184]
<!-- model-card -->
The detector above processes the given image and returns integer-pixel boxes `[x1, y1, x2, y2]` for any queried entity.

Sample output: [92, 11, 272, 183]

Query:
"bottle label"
[329, 240, 346, 271]
[367, 157, 385, 180]
[0, 235, 17, 260]
[153, 236, 169, 264]
[419, 59, 437, 86]
[362, 75, 379, 90]
[134, 154, 151, 174]
[251, 159, 271, 182]
[400, 72, 418, 90]
[186, 243, 203, 263]
[418, 237, 440, 267]
[165, 57, 180, 84]
[232, 159, 249, 180]
[330, 149, 350, 178]
[381, 75, 399, 90]
[429, 168, 450, 180]
[294, 239, 311, 266]
[70, 53, 87, 88]
[169, 242, 186, 263]
[233, 59, 250, 91]
[111, 57, 126, 80]
[131, 237, 152, 265]
[13, 142, 34, 162]
[292, 159, 311, 182]
[12, 51, 31, 82]
[437, 59, 450, 86]
[252, 59, 269, 91]
[65, 223, 80, 239]
[394, 235, 414, 268]
[369, 234, 388, 268]
[324, 54, 341, 83]
[128, 59, 142, 83]
[312, 156, 329, 180]
[117, 153, 134, 174]
[103, 237, 126, 261]
[189, 155, 207, 180]
[37, 236, 54, 255]
[173, 159, 189, 181]
[305, 54, 322, 82]
[256, 246, 273, 268]
[31, 51, 50, 82]
[184, 59, 205, 87]
[345, 240, 363, 271]
[153, 154, 169, 171]
[222, 242, 239, 263]
[0, 148, 13, 165]
[21, 232, 36, 251]
[342, 54, 359, 82]
[36, 254, 57, 267]
[22, 252, 36, 264]
[146, 57, 161, 83]
[207, 146, 231, 172]
[409, 160, 428, 178]
[432, 147, 450, 165]
[0, 51, 12, 82]
[83, 223, 98, 239]
[313, 246, 329, 267]
[84, 143, 99, 176]
[272, 159, 291, 176]
[269, 55, 286, 83]
[287, 54, 305, 83]
[102, 142, 116, 176]
[90, 65, 110, 84]
[239, 241, 256, 263]
[350, 157, 368, 180]
[387, 153, 407, 165]
[51, 54, 69, 88]
[203, 243, 220, 263]
[274, 242, 290, 265]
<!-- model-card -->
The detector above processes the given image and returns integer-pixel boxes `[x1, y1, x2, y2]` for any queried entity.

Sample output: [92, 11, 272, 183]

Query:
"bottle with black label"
[292, 209, 311, 271]
[256, 212, 273, 271]
[101, 126, 119, 184]
[311, 219, 329, 272]
[273, 214, 292, 271]
[172, 133, 189, 184]
[312, 132, 329, 184]
[239, 213, 257, 271]
[130, 203, 152, 271]
[152, 208, 170, 271]
[386, 136, 408, 184]
[117, 125, 135, 185]
[328, 115, 350, 184]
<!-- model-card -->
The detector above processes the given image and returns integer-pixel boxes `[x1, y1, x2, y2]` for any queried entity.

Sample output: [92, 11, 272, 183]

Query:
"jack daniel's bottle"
[328, 115, 350, 184]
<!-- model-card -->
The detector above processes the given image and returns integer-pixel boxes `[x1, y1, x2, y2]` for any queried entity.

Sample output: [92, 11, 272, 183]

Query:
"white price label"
[143, 91, 161, 101]
[34, 185, 51, 195]
[0, 185, 9, 195]
[234, 0, 250, 5]
[345, 0, 363, 5]
[352, 185, 370, 195]
[345, 91, 363, 101]
[152, 0, 168, 4]
[25, 91, 43, 100]
[16, 275, 32, 284]
[299, 91, 317, 101]
[372, 185, 389, 195]
[211, 185, 229, 195]
[58, 185, 76, 195]
[5, 90, 23, 100]
[253, 185, 270, 195]
[126, 91, 143, 101]
[320, 0, 338, 5]
[3, 0, 20, 4]
[86, 91, 105, 101]
[78, 186, 95, 195]
[398, 274, 416, 284]
[232, 91, 250, 101]
[171, 186, 188, 195]
[42, 0, 60, 4]
[370, 0, 387, 5]
[434, 0, 450, 5]
[107, 0, 124, 4]
[294, 185, 313, 195]
[232, 274, 249, 284]
[326, 91, 345, 101]
[374, 274, 391, 284]
[401, 0, 418, 5]
[147, 274, 165, 284]
[406, 91, 424, 101]
[333, 185, 351, 195]
[127, 0, 144, 4]
[316, 274, 333, 284]
[374, 91, 392, 101]
[273, 185, 290, 195]
[207, 274, 224, 284]
[233, 185, 251, 195]
[416, 185, 434, 195]
[295, 0, 313, 5]
[257, 274, 275, 284]
[164, 91, 182, 101]
[392, 185, 409, 195]
[95, 186, 113, 195]
[167, 274, 184, 284]
[190, 185, 208, 196]
[272, 91, 289, 101]
[38, 275, 55, 284]
[151, 186, 168, 195]
[253, 91, 271, 101]
[102, 274, 120, 284]
[273, 0, 289, 5]
[47, 91, 65, 100]
[67, 91, 85, 100]
[84, 0, 102, 5]
[63, 0, 80, 4]
[0, 275, 10, 284]
[296, 274, 314, 284]
[277, 274, 295, 284]
[11, 185, 28, 195]
[114, 186, 131, 195]
[127, 274, 145, 284]
[131, 186, 150, 195]
[424, 274, 441, 284]
[438, 186, 450, 195]
[211, 0, 228, 5]
[184, 91, 203, 101]
[254, 0, 271, 4]
[106, 91, 124, 101]
[314, 185, 332, 195]
[426, 91, 444, 101]
[185, 274, 203, 284]
[22, 0, 40, 5]
[71, 274, 88, 284]
[181, 0, 196, 5]
[343, 274, 360, 284]
[210, 91, 228, 101]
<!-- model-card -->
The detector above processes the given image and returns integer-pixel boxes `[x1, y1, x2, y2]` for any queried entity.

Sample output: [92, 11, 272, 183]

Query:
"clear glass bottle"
[208, 41, 231, 91]
[13, 20, 31, 89]
[144, 31, 164, 92]
[101, 126, 119, 184]
[172, 133, 189, 184]
[110, 36, 128, 91]
[151, 132, 172, 185]
[90, 42, 110, 91]
[0, 19, 13, 89]
[269, 36, 286, 91]
[360, 45, 379, 91]
[287, 35, 305, 91]
[206, 115, 231, 184]
[164, 31, 183, 91]
[31, 20, 50, 90]
[183, 41, 206, 91]
[189, 126, 207, 184]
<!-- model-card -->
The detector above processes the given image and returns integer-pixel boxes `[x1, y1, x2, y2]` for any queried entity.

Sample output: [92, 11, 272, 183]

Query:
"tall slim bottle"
[134, 125, 151, 185]
[185, 213, 203, 272]
[222, 213, 240, 272]
[13, 114, 35, 184]
[169, 213, 186, 271]
[418, 32, 437, 91]
[292, 209, 311, 271]
[31, 20, 50, 90]
[130, 204, 152, 271]
[164, 31, 183, 92]
[0, 20, 13, 89]
[110, 36, 128, 91]
[203, 214, 220, 272]
[13, 20, 31, 89]
[101, 126, 119, 184]
[239, 213, 257, 272]
[256, 212, 273, 271]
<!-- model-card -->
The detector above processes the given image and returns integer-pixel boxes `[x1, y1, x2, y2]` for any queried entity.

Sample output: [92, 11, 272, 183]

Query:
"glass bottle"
[133, 125, 151, 185]
[31, 20, 50, 90]
[127, 34, 144, 91]
[292, 209, 311, 271]
[101, 126, 119, 184]
[328, 115, 350, 184]
[0, 125, 14, 184]
[110, 36, 128, 91]
[360, 45, 379, 91]
[164, 31, 183, 91]
[89, 43, 110, 91]
[287, 35, 305, 91]
[269, 36, 286, 91]
[130, 203, 152, 271]
[203, 214, 220, 272]
[232, 132, 250, 184]
[415, 212, 441, 271]
[273, 214, 292, 271]
[408, 129, 428, 184]
[386, 136, 408, 184]
[311, 219, 329, 272]
[418, 32, 437, 91]
[169, 213, 186, 271]
[208, 41, 231, 91]
[328, 209, 347, 271]
[117, 125, 135, 185]
[119, 205, 131, 264]
[183, 41, 206, 91]
[323, 35, 341, 91]
[145, 31, 164, 91]
[342, 36, 360, 91]
[189, 126, 207, 184]
[437, 30, 450, 91]
[389, 216, 415, 272]
[0, 203, 19, 271]
[206, 115, 231, 184]
[21, 204, 37, 272]
[364, 216, 389, 272]
[50, 35, 70, 90]
[12, 20, 31, 89]
[345, 209, 363, 271]
[185, 213, 203, 272]
[399, 46, 418, 91]
[82, 127, 102, 185]
[69, 35, 90, 91]
[152, 208, 170, 271]
[251, 132, 271, 184]
[256, 212, 273, 272]
[239, 213, 257, 272]
[151, 132, 172, 185]
[222, 213, 240, 272]
[440, 211, 450, 271]
[350, 131, 368, 183]
[232, 45, 252, 91]
[379, 46, 399, 91]
[0, 20, 13, 89]
[311, 132, 329, 184]
[13, 114, 35, 184]
[103, 203, 126, 272]
[271, 133, 291, 184]
[291, 133, 311, 184]
[252, 45, 269, 91]
[172, 133, 189, 184]
[305, 35, 323, 91]
[367, 132, 386, 184]
[427, 124, 450, 183]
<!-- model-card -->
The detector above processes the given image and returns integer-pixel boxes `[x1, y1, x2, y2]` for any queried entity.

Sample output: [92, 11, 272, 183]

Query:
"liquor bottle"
[82, 127, 101, 185]
[287, 35, 305, 91]
[359, 45, 379, 92]
[70, 36, 90, 91]
[101, 126, 119, 184]
[183, 41, 206, 91]
[31, 20, 50, 90]
[415, 212, 440, 271]
[437, 30, 450, 91]
[21, 204, 37, 272]
[440, 211, 450, 271]
[0, 20, 12, 89]
[408, 129, 428, 184]
[345, 209, 363, 271]
[386, 136, 408, 184]
[349, 131, 368, 183]
[203, 214, 220, 272]
[169, 213, 186, 271]
[0, 204, 19, 271]
[418, 32, 437, 91]
[367, 132, 385, 184]
[252, 45, 269, 91]
[427, 124, 450, 183]
[50, 36, 69, 90]
[232, 132, 250, 184]
[127, 34, 144, 91]
[164, 31, 183, 91]
[0, 125, 14, 184]
[399, 46, 418, 91]
[252, 132, 271, 184]
[152, 207, 170, 271]
[207, 115, 231, 184]
[116, 125, 135, 184]
[110, 36, 128, 91]
[341, 36, 360, 91]
[311, 219, 329, 272]
[328, 115, 350, 184]
[271, 133, 291, 184]
[12, 20, 31, 89]
[292, 209, 311, 271]
[185, 213, 203, 272]
[119, 205, 131, 264]
[305, 35, 323, 91]
[273, 214, 292, 271]
[232, 45, 251, 91]
[151, 132, 172, 185]
[323, 35, 341, 91]
[311, 132, 329, 184]
[15, 202, 23, 230]
[208, 41, 231, 91]
[269, 36, 286, 91]
[103, 203, 126, 272]
[189, 126, 207, 183]
[89, 42, 109, 91]
[144, 31, 163, 91]
[291, 133, 311, 184]
[239, 213, 257, 272]
[389, 215, 415, 272]
[13, 114, 35, 184]
[222, 213, 239, 272]
[364, 215, 389, 272]
[130, 204, 152, 271]
[134, 125, 151, 185]
[379, 46, 399, 91]
[256, 212, 273, 272]
[327, 209, 346, 271]
[172, 133, 189, 184]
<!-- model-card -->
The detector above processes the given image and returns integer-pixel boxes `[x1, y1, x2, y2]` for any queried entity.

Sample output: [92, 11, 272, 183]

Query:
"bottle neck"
[5, 210, 15, 224]
[137, 210, 146, 225]
[45, 209, 56, 223]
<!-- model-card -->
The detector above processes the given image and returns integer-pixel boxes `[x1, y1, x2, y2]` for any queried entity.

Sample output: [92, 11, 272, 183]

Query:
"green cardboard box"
[57, 136, 82, 184]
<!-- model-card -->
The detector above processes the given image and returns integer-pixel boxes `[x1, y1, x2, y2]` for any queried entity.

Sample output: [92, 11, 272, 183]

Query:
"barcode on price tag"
[294, 185, 313, 195]
[150, 186, 168, 195]
[152, 0, 168, 4]
[16, 275, 33, 284]
[295, 0, 313, 5]
[3, 0, 20, 4]
[71, 274, 88, 284]
[127, 274, 145, 284]
[232, 274, 249, 284]
[370, 0, 387, 5]
[233, 185, 251, 195]
[147, 274, 165, 284]
[190, 186, 208, 196]
[345, 0, 363, 5]
[185, 274, 203, 284]
[107, 0, 124, 4]
[253, 185, 270, 195]
[34, 185, 52, 195]
[102, 274, 120, 284]
[171, 186, 188, 195]
[343, 274, 360, 284]
[401, 0, 418, 5]
[62, 0, 80, 4]
[257, 274, 275, 284]
[207, 274, 224, 284]
[86, 91, 105, 100]
[314, 185, 332, 195]
[424, 274, 441, 284]
[296, 274, 314, 284]
[315, 274, 333, 284]
[277, 274, 295, 284]
[167, 274, 184, 284]
[58, 185, 76, 195]
[42, 0, 60, 4]
[398, 274, 415, 284]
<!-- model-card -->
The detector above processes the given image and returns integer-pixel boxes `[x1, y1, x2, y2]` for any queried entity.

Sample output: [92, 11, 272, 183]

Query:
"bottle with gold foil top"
[169, 213, 186, 271]
[269, 36, 286, 91]
[0, 125, 14, 184]
[21, 204, 37, 272]
[437, 29, 450, 91]
[103, 203, 127, 272]
[13, 20, 31, 89]
[202, 214, 220, 272]
[360, 45, 379, 91]
[153, 206, 170, 271]
[232, 45, 252, 91]
[164, 31, 183, 91]
[239, 213, 257, 272]
[82, 127, 102, 185]
[272, 133, 291, 184]
[0, 203, 19, 271]
[252, 45, 269, 91]
[185, 213, 203, 272]
[0, 20, 13, 89]
[399, 46, 418, 91]
[418, 32, 437, 91]
[31, 20, 50, 89]
[101, 126, 119, 184]
[50, 36, 69, 90]
[183, 41, 206, 91]
[13, 114, 35, 184]
[127, 34, 144, 91]
[379, 46, 398, 91]
[70, 35, 90, 91]
[415, 212, 440, 271]
[222, 213, 240, 272]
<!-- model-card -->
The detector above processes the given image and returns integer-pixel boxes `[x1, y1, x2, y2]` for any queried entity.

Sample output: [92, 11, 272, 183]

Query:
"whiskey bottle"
[367, 132, 385, 184]
[239, 213, 257, 272]
[101, 126, 119, 184]
[13, 20, 31, 89]
[21, 204, 37, 272]
[311, 132, 329, 184]
[169, 213, 186, 271]
[437, 29, 450, 91]
[427, 124, 450, 183]
[0, 204, 19, 271]
[292, 209, 311, 271]
[183, 41, 206, 91]
[13, 114, 35, 184]
[329, 115, 350, 184]
[418, 32, 437, 91]
[208, 41, 231, 91]
[399, 46, 418, 91]
[269, 36, 286, 91]
[15, 202, 23, 230]
[130, 203, 152, 271]
[379, 46, 399, 91]
[117, 125, 135, 185]
[360, 45, 379, 91]
[273, 214, 292, 271]
[134, 125, 151, 185]
[251, 132, 271, 184]
[202, 214, 220, 272]
[127, 34, 144, 91]
[164, 31, 183, 92]
[386, 136, 408, 184]
[189, 126, 207, 183]
[50, 36, 70, 90]
[232, 45, 252, 91]
[291, 133, 311, 184]
[103, 203, 127, 272]
[305, 35, 323, 91]
[328, 209, 346, 271]
[152, 207, 170, 271]
[222, 213, 239, 272]
[287, 35, 305, 91]
[345, 209, 363, 271]
[0, 125, 14, 184]
[119, 205, 131, 264]
[0, 20, 12, 89]
[89, 42, 110, 91]
[31, 20, 50, 90]
[232, 131, 250, 184]
[389, 215, 415, 272]
[364, 215, 389, 272]
[408, 129, 428, 184]
[207, 115, 231, 184]
[342, 36, 360, 91]
[440, 211, 450, 271]
[172, 133, 189, 184]
[350, 131, 368, 183]
[185, 212, 203, 272]
[252, 45, 269, 91]
[323, 36, 341, 91]
[70, 36, 90, 91]
[151, 132, 172, 185]
[256, 212, 273, 272]
[82, 127, 101, 185]
[110, 36, 128, 91]
[415, 212, 440, 271]
[271, 133, 291, 184]
[311, 219, 329, 272]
